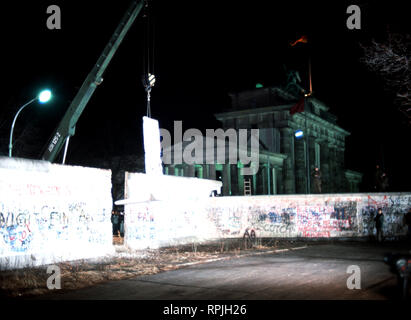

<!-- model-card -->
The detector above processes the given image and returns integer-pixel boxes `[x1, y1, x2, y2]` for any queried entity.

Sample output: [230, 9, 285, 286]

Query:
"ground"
[1, 238, 410, 300]
[0, 237, 298, 298]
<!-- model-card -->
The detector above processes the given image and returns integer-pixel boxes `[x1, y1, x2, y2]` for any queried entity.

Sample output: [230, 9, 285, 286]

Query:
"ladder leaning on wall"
[244, 178, 252, 196]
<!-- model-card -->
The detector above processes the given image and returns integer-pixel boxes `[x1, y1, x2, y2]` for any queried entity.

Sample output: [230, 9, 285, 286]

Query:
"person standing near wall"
[111, 210, 120, 237]
[119, 211, 125, 238]
[312, 167, 322, 193]
[374, 208, 384, 243]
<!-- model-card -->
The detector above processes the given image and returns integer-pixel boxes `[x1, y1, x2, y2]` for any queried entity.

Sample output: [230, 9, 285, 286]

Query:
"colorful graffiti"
[1, 224, 32, 252]
[0, 157, 113, 270]
[124, 190, 411, 249]
[0, 201, 110, 254]
[203, 199, 361, 239]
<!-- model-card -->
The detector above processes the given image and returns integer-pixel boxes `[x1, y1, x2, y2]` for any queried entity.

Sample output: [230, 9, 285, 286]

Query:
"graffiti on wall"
[125, 201, 218, 248]
[205, 198, 361, 239]
[125, 205, 155, 244]
[0, 200, 110, 254]
[360, 195, 410, 239]
[0, 160, 112, 267]
[124, 192, 411, 249]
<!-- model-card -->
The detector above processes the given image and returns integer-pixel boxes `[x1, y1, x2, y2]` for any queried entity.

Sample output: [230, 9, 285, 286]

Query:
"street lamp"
[295, 130, 304, 139]
[8, 89, 52, 157]
[38, 89, 52, 103]
[294, 128, 311, 193]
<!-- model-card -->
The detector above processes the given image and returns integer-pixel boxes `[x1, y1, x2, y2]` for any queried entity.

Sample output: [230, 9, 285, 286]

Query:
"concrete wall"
[121, 172, 222, 249]
[123, 172, 411, 249]
[204, 193, 410, 239]
[0, 157, 113, 270]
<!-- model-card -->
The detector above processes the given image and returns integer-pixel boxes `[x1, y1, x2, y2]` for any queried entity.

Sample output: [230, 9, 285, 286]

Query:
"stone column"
[222, 164, 231, 195]
[200, 164, 207, 179]
[252, 171, 257, 195]
[308, 137, 315, 174]
[280, 127, 295, 194]
[266, 161, 271, 195]
[277, 167, 284, 194]
[272, 167, 277, 194]
[294, 139, 306, 194]
[195, 165, 204, 178]
[262, 164, 268, 195]
[256, 165, 264, 195]
[328, 145, 337, 192]
[186, 165, 195, 177]
[335, 147, 345, 192]
[320, 142, 330, 193]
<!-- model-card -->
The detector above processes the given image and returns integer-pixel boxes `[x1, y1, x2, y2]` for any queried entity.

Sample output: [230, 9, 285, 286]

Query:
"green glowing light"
[38, 90, 52, 103]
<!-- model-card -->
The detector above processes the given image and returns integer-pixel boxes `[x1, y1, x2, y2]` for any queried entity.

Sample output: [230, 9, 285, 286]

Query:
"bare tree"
[360, 32, 410, 123]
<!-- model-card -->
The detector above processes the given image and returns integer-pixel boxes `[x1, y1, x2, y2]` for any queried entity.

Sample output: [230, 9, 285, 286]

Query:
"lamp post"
[295, 111, 311, 194]
[9, 89, 52, 157]
[303, 94, 311, 194]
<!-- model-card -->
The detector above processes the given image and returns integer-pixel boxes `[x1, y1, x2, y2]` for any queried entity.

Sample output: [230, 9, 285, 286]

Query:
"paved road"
[33, 242, 410, 300]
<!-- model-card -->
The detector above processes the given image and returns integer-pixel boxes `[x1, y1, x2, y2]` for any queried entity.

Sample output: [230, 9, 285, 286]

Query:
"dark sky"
[1, 0, 410, 191]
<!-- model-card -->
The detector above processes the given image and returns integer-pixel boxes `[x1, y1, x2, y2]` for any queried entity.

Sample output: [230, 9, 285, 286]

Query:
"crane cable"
[142, 1, 155, 117]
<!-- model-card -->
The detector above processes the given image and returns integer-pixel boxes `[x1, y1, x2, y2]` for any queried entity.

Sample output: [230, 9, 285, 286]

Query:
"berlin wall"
[123, 172, 411, 249]
[204, 194, 410, 239]
[122, 172, 223, 249]
[0, 157, 114, 270]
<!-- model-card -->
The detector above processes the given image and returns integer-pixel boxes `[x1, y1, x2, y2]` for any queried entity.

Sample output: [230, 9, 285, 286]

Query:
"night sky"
[1, 0, 410, 191]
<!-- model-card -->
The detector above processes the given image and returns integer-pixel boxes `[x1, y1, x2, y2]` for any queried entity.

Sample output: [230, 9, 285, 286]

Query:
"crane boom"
[42, 0, 145, 162]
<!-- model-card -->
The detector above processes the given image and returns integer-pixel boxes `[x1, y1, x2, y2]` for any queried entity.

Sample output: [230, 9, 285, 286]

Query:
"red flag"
[290, 98, 305, 115]
[290, 35, 308, 47]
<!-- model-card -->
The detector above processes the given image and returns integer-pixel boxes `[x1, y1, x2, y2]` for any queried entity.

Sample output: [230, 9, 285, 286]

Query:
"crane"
[42, 0, 145, 163]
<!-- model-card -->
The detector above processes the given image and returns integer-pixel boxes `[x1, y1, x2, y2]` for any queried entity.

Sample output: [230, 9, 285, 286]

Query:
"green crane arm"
[42, 0, 145, 162]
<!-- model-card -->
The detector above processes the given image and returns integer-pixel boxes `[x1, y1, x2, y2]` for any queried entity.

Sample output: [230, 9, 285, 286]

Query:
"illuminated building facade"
[163, 86, 362, 195]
